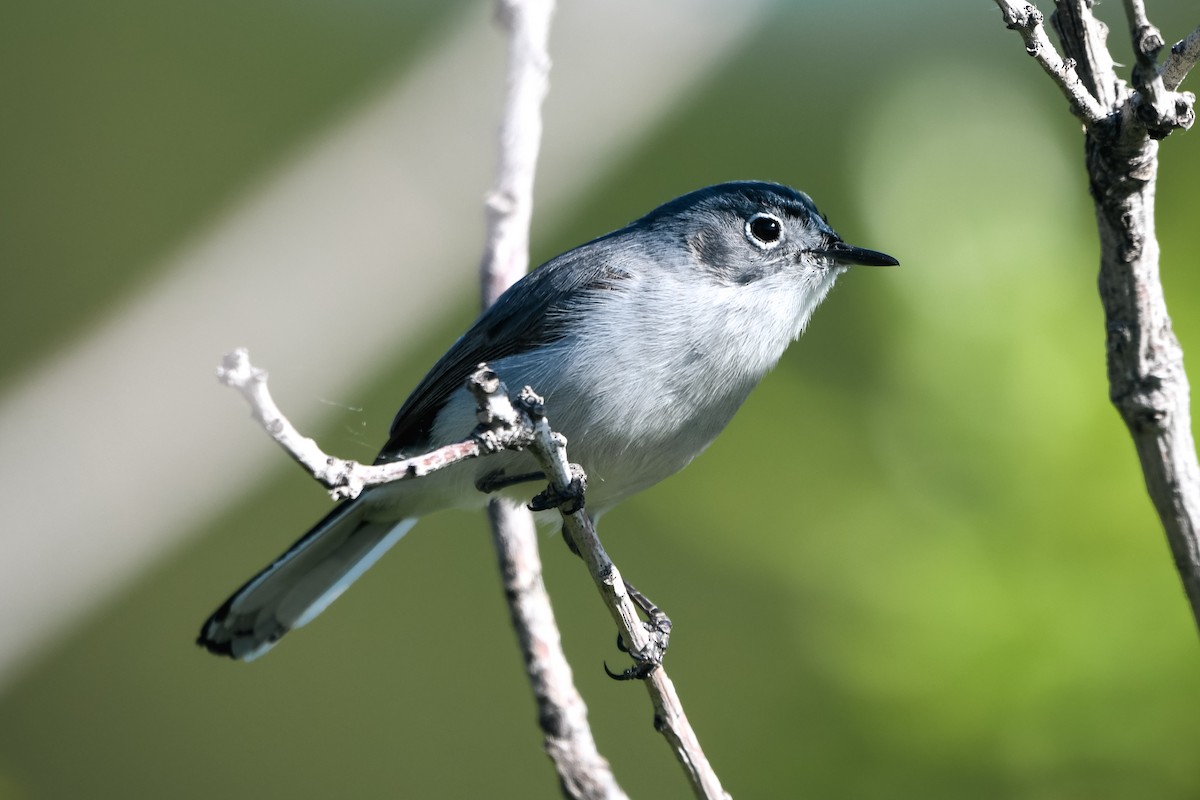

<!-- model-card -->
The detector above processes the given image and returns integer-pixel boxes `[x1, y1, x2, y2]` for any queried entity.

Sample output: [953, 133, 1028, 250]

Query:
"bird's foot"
[528, 463, 587, 515]
[605, 580, 672, 681]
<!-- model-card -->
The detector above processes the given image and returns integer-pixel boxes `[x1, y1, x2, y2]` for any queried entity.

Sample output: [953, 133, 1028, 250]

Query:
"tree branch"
[475, 2, 727, 797]
[219, 354, 533, 490]
[488, 496, 623, 800]
[993, 2, 1200, 632]
[993, 0, 1109, 124]
[1121, 0, 1195, 137]
[480, 0, 554, 306]
[1160, 23, 1200, 91]
[1121, 0, 1161, 59]
[475, 2, 628, 798]
[216, 348, 513, 502]
[1050, 0, 1121, 109]
[515, 390, 730, 800]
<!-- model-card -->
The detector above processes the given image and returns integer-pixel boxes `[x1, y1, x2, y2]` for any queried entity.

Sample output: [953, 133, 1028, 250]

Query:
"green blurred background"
[2, 1, 1199, 797]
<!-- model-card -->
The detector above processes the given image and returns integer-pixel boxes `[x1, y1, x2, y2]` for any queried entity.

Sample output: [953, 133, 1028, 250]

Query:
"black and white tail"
[198, 501, 416, 661]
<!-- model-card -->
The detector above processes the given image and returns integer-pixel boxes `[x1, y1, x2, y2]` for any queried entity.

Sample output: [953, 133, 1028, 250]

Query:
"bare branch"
[480, 0, 554, 307]
[523, 406, 665, 667]
[992, 0, 1109, 124]
[1051, 0, 1122, 109]
[1160, 23, 1200, 92]
[1122, 1, 1195, 137]
[1097, 206, 1200, 632]
[217, 348, 513, 502]
[994, 1, 1200, 630]
[476, 0, 729, 784]
[476, 2, 630, 798]
[1122, 0, 1162, 56]
[645, 670, 727, 800]
[488, 498, 624, 800]
[519, 392, 731, 800]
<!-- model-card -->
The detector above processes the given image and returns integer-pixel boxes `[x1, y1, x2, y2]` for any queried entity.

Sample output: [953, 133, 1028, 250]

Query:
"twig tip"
[217, 348, 265, 389]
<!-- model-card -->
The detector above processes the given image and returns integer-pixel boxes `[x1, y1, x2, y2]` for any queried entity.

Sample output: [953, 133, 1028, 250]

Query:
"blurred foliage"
[2, 1, 1199, 798]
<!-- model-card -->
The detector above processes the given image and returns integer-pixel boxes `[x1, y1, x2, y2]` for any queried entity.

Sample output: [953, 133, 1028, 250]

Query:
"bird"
[198, 180, 898, 661]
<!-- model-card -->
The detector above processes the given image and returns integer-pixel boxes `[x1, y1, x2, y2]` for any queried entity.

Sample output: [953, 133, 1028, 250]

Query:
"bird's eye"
[745, 213, 783, 248]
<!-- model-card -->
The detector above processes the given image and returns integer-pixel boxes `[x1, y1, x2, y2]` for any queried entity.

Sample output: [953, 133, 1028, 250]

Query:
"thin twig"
[477, 2, 628, 798]
[992, 0, 1109, 124]
[488, 498, 622, 800]
[1122, 0, 1160, 54]
[1051, 0, 1122, 109]
[1160, 23, 1200, 91]
[520, 396, 731, 800]
[1121, 0, 1193, 137]
[217, 348, 515, 501]
[219, 352, 545, 487]
[480, 0, 554, 306]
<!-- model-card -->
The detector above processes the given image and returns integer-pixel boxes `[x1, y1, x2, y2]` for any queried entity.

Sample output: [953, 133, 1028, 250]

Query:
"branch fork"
[994, 2, 1200, 632]
[995, 0, 1197, 135]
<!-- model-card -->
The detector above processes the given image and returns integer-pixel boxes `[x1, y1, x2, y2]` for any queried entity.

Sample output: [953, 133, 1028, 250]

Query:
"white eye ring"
[745, 213, 784, 249]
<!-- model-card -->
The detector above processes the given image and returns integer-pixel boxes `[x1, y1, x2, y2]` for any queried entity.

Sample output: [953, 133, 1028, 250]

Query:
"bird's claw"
[604, 659, 657, 681]
[529, 464, 587, 514]
[605, 618, 670, 681]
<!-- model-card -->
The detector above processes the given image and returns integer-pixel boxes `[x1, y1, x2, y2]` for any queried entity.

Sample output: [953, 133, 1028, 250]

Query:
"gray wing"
[376, 232, 634, 460]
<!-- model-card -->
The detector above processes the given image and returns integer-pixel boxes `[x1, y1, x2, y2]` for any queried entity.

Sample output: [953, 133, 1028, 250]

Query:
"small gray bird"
[199, 181, 897, 660]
